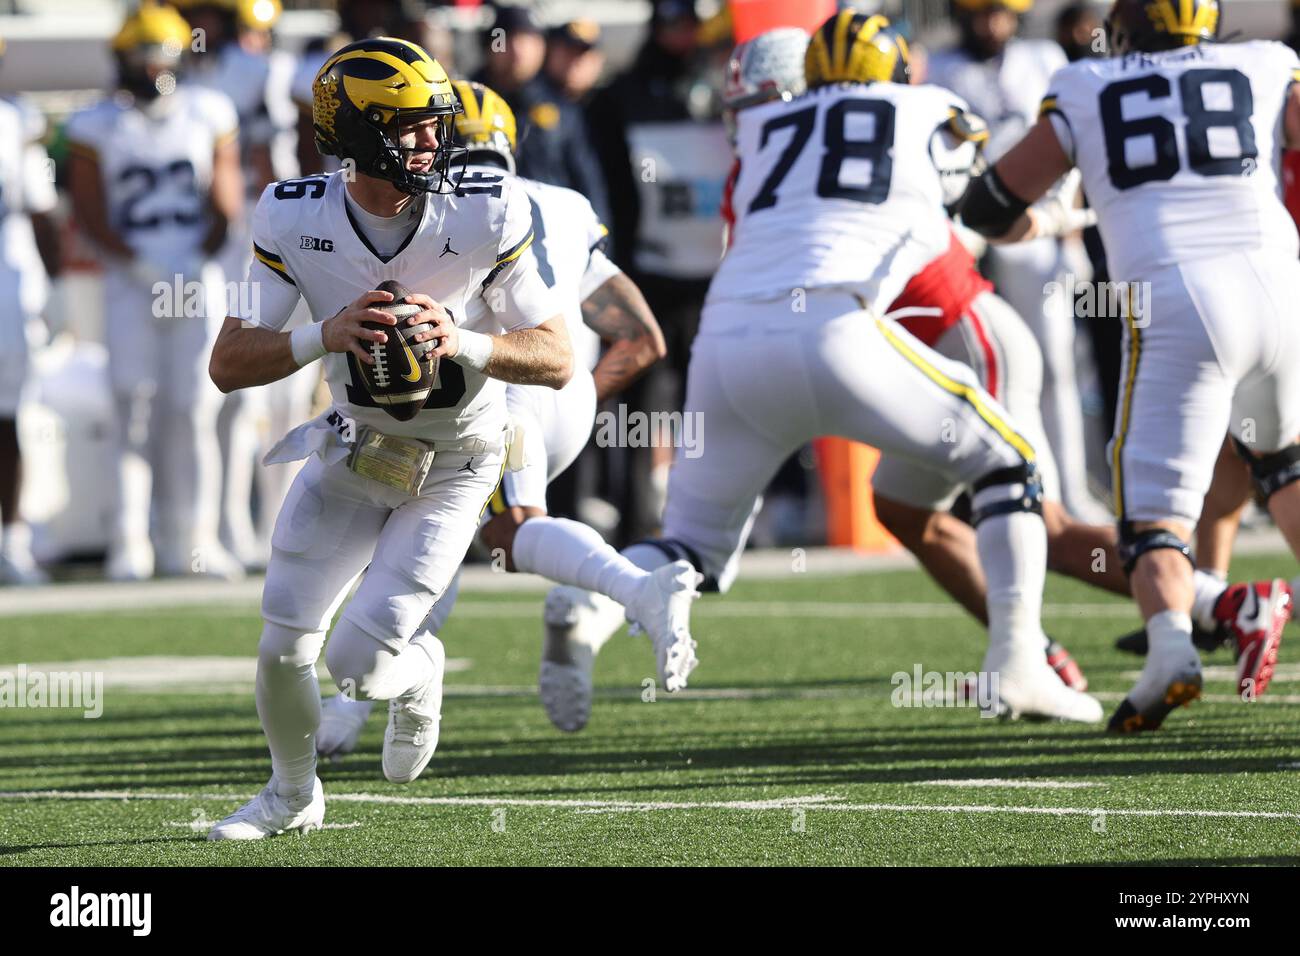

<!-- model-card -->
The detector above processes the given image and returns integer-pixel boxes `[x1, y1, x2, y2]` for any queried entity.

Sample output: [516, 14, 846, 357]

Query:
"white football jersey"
[0, 97, 57, 317]
[927, 39, 1067, 162]
[707, 82, 968, 314]
[1044, 41, 1300, 279]
[65, 86, 238, 265]
[239, 169, 559, 443]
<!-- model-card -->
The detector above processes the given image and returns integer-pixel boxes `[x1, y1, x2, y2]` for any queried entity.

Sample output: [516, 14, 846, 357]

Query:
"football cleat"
[982, 647, 1104, 723]
[0, 551, 49, 586]
[538, 586, 623, 732]
[626, 561, 702, 693]
[382, 638, 445, 784]
[105, 536, 154, 582]
[960, 638, 1087, 700]
[208, 776, 325, 841]
[1045, 638, 1088, 692]
[1107, 640, 1202, 733]
[1214, 579, 1292, 700]
[316, 693, 375, 759]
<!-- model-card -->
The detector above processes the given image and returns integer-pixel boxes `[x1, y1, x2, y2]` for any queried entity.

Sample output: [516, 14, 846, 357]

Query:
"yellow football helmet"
[1107, 0, 1219, 54]
[313, 37, 463, 194]
[951, 0, 1034, 12]
[112, 3, 191, 55]
[451, 80, 518, 174]
[806, 12, 911, 88]
[112, 4, 191, 100]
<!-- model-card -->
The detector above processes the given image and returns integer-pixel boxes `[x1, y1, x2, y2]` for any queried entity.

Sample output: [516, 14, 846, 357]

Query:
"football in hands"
[352, 279, 439, 422]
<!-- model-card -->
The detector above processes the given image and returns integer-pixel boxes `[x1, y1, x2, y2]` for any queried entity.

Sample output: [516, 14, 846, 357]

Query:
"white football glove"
[1029, 169, 1097, 239]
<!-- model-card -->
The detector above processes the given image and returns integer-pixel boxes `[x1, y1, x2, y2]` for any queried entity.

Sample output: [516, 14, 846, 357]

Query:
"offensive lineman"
[313, 80, 691, 752]
[961, 0, 1300, 731]
[542, 11, 1106, 730]
[66, 4, 243, 581]
[715, 26, 1289, 705]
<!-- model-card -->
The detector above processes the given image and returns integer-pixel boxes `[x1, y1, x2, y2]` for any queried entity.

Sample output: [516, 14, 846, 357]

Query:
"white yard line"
[1, 788, 1297, 821]
[911, 779, 1102, 789]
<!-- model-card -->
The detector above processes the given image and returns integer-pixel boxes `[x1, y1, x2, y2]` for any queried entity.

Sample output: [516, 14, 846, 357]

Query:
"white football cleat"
[627, 560, 702, 693]
[1108, 638, 1202, 733]
[317, 693, 375, 759]
[105, 536, 154, 582]
[538, 586, 623, 732]
[207, 776, 325, 841]
[382, 638, 445, 784]
[983, 649, 1104, 723]
[0, 551, 49, 586]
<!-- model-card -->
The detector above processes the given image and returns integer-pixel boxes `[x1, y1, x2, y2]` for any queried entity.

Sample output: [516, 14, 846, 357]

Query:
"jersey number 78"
[748, 99, 896, 213]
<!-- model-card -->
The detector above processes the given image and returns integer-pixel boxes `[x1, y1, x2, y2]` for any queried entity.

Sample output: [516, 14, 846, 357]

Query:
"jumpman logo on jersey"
[458, 457, 477, 475]
[439, 237, 458, 258]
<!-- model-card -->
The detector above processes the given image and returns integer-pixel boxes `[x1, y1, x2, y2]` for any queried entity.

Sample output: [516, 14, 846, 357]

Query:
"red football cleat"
[1046, 639, 1088, 692]
[1212, 580, 1293, 701]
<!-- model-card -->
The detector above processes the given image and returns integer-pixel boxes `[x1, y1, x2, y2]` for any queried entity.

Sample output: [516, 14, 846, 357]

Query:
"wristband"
[452, 328, 494, 372]
[289, 322, 328, 367]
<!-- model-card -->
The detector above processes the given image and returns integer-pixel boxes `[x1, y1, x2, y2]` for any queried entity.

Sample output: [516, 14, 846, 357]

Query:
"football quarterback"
[66, 3, 243, 582]
[314, 80, 697, 752]
[205, 38, 574, 839]
[962, 0, 1300, 731]
[540, 13, 1105, 731]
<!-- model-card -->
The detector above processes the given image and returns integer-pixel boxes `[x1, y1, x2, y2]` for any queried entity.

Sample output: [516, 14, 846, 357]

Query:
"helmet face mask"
[112, 4, 190, 102]
[313, 38, 465, 196]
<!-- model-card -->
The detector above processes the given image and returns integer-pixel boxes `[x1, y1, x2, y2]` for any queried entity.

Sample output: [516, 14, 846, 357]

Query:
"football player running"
[539, 12, 1106, 732]
[66, 4, 244, 582]
[205, 39, 575, 839]
[961, 0, 1300, 731]
[314, 80, 695, 753]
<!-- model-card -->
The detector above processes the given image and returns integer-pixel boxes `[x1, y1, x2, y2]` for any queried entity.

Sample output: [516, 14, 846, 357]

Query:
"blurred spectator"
[586, 0, 731, 540]
[473, 4, 609, 223]
[1054, 2, 1102, 62]
[544, 19, 605, 105]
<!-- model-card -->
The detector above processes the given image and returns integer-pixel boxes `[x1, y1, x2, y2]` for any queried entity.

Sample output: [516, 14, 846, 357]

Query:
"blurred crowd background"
[1, 0, 1298, 585]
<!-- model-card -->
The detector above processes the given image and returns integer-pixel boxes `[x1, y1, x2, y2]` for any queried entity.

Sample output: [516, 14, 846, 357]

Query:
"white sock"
[1146, 609, 1195, 656]
[255, 625, 326, 798]
[972, 489, 1048, 658]
[513, 517, 649, 607]
[1191, 569, 1228, 631]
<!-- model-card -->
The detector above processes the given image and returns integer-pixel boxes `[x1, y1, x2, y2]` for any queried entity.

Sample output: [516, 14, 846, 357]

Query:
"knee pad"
[258, 622, 326, 669]
[627, 537, 718, 592]
[970, 462, 1044, 527]
[1118, 522, 1193, 575]
[1232, 438, 1300, 502]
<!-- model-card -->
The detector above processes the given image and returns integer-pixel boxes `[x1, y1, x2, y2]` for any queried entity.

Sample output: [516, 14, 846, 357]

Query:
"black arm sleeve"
[958, 165, 1031, 239]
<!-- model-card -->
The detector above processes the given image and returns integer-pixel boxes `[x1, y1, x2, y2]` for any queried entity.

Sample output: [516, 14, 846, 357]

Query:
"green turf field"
[3, 554, 1299, 866]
